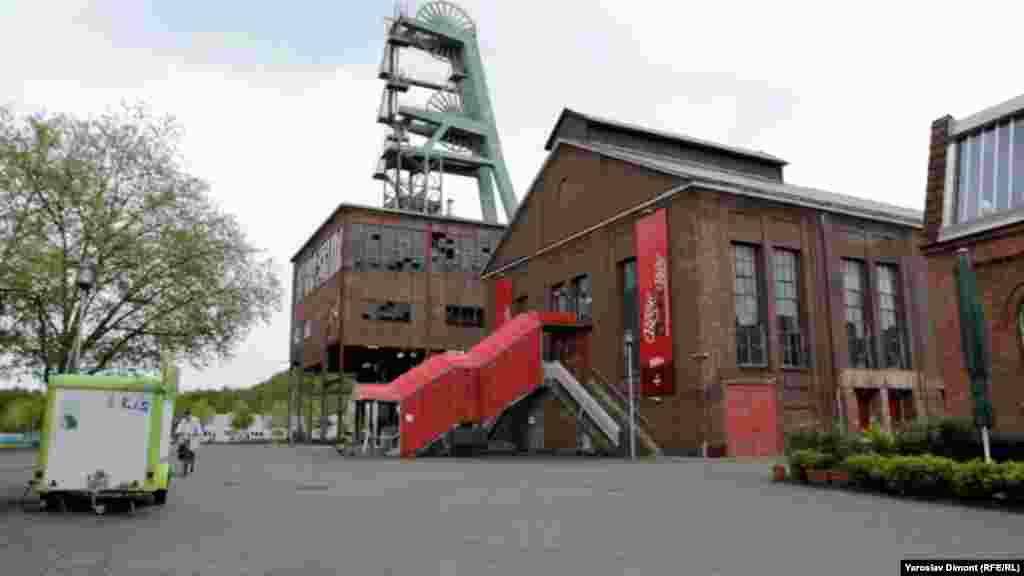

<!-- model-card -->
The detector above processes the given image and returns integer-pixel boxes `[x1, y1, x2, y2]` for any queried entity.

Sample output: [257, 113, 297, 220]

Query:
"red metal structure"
[354, 311, 580, 456]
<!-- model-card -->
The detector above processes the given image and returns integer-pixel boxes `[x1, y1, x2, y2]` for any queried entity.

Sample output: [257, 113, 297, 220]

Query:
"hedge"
[786, 418, 1024, 462]
[830, 454, 1024, 503]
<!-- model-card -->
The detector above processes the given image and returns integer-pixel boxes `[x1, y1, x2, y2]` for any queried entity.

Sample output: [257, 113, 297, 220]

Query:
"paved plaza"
[2, 445, 1022, 575]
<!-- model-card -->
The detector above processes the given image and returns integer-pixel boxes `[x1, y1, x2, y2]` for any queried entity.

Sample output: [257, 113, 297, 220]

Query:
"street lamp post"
[625, 332, 636, 461]
[67, 262, 96, 374]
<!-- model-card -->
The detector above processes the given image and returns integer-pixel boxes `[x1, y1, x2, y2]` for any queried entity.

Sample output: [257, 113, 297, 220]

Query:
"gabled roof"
[544, 108, 788, 166]
[483, 139, 922, 276]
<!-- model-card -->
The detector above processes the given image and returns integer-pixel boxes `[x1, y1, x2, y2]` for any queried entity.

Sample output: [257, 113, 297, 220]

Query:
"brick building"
[482, 109, 943, 456]
[922, 94, 1024, 435]
[288, 203, 504, 439]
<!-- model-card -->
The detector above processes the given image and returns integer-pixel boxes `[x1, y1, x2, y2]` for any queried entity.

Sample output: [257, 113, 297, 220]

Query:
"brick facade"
[921, 100, 1024, 435]
[924, 232, 1024, 434]
[923, 116, 953, 243]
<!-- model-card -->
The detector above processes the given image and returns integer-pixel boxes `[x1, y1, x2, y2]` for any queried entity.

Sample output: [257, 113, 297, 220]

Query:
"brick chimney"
[923, 115, 954, 244]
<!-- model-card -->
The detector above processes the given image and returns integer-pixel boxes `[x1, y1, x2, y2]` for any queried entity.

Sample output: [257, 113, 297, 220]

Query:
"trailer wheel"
[93, 503, 106, 516]
[153, 489, 167, 506]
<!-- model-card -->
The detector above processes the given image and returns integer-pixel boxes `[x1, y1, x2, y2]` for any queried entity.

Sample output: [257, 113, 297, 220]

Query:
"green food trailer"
[29, 362, 180, 515]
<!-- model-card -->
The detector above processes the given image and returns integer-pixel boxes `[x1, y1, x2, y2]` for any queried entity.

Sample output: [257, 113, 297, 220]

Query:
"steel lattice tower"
[373, 1, 516, 223]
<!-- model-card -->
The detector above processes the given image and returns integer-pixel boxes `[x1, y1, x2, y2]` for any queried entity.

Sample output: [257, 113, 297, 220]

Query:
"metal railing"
[589, 366, 654, 430]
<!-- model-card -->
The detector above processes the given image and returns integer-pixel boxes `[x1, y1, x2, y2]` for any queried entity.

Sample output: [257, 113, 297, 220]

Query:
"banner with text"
[635, 209, 674, 396]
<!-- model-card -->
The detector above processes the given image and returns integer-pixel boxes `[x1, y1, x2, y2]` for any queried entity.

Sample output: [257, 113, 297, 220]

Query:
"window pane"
[958, 139, 971, 223]
[1015, 118, 1024, 209]
[969, 133, 982, 221]
[980, 128, 996, 217]
[997, 122, 1012, 211]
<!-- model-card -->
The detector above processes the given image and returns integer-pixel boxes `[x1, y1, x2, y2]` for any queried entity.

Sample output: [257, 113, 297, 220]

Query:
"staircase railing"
[590, 367, 654, 430]
[586, 367, 662, 457]
[543, 362, 620, 446]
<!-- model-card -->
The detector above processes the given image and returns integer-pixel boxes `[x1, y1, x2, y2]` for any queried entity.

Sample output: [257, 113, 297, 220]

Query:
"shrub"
[785, 429, 822, 456]
[862, 421, 896, 455]
[839, 453, 1022, 503]
[951, 459, 1001, 500]
[894, 421, 932, 456]
[789, 449, 833, 472]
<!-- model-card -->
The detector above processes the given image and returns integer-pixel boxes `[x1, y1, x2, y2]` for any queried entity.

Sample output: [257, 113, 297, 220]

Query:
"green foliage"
[789, 449, 833, 471]
[0, 392, 45, 432]
[230, 399, 254, 431]
[0, 102, 282, 379]
[862, 421, 896, 455]
[840, 453, 1024, 503]
[271, 400, 289, 429]
[191, 399, 215, 426]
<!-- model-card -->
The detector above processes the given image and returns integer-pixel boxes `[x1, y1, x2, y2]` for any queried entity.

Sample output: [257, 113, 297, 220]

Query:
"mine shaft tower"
[374, 1, 516, 223]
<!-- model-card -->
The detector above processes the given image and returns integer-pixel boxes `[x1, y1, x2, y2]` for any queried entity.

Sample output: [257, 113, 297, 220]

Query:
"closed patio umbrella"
[955, 248, 994, 462]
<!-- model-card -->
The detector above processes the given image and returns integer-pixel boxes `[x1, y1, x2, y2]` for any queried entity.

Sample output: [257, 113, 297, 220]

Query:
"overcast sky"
[3, 0, 1022, 391]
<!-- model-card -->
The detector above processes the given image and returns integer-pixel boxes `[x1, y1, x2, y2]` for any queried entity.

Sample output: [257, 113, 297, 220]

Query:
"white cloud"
[4, 0, 1023, 390]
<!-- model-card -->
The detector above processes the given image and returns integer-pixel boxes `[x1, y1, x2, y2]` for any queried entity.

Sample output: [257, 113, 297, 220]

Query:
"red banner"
[635, 209, 674, 396]
[494, 278, 514, 330]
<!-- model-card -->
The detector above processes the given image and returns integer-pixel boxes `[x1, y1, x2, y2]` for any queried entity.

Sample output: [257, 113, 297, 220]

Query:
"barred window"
[774, 250, 805, 367]
[876, 264, 907, 369]
[734, 244, 766, 366]
[843, 259, 871, 368]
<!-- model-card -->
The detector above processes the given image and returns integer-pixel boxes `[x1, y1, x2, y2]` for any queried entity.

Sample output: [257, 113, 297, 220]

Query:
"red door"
[726, 385, 780, 457]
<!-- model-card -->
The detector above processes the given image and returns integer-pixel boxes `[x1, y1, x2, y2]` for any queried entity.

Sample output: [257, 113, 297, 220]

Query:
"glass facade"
[956, 116, 1024, 224]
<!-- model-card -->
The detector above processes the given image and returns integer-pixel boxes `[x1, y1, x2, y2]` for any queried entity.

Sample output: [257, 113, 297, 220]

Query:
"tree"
[230, 399, 254, 432]
[1, 394, 45, 433]
[191, 398, 215, 429]
[0, 103, 282, 381]
[271, 400, 288, 430]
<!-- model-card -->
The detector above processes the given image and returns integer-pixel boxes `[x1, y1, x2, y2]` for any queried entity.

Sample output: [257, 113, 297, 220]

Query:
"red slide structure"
[353, 311, 610, 457]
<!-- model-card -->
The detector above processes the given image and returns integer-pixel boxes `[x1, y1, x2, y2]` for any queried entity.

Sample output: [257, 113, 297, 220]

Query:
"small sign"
[405, 413, 414, 423]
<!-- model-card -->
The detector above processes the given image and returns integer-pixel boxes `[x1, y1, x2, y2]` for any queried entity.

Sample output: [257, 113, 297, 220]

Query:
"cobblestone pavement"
[2, 446, 1022, 575]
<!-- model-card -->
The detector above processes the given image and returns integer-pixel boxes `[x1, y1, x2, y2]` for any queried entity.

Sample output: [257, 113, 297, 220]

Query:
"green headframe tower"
[373, 1, 516, 223]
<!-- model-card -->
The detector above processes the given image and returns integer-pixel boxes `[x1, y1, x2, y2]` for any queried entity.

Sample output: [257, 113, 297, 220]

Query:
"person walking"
[174, 409, 202, 476]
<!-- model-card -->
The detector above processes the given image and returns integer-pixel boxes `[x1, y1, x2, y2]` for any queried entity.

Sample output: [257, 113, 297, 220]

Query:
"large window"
[572, 275, 592, 322]
[956, 116, 1024, 224]
[621, 259, 640, 375]
[774, 250, 804, 368]
[876, 264, 907, 369]
[843, 259, 872, 368]
[734, 244, 766, 366]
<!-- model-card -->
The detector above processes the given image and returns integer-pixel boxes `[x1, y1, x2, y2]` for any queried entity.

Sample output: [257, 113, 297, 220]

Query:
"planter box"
[829, 470, 850, 485]
[807, 469, 830, 485]
[772, 464, 787, 482]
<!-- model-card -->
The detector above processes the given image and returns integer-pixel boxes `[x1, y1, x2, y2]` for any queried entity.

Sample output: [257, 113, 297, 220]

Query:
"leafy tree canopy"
[0, 102, 282, 381]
